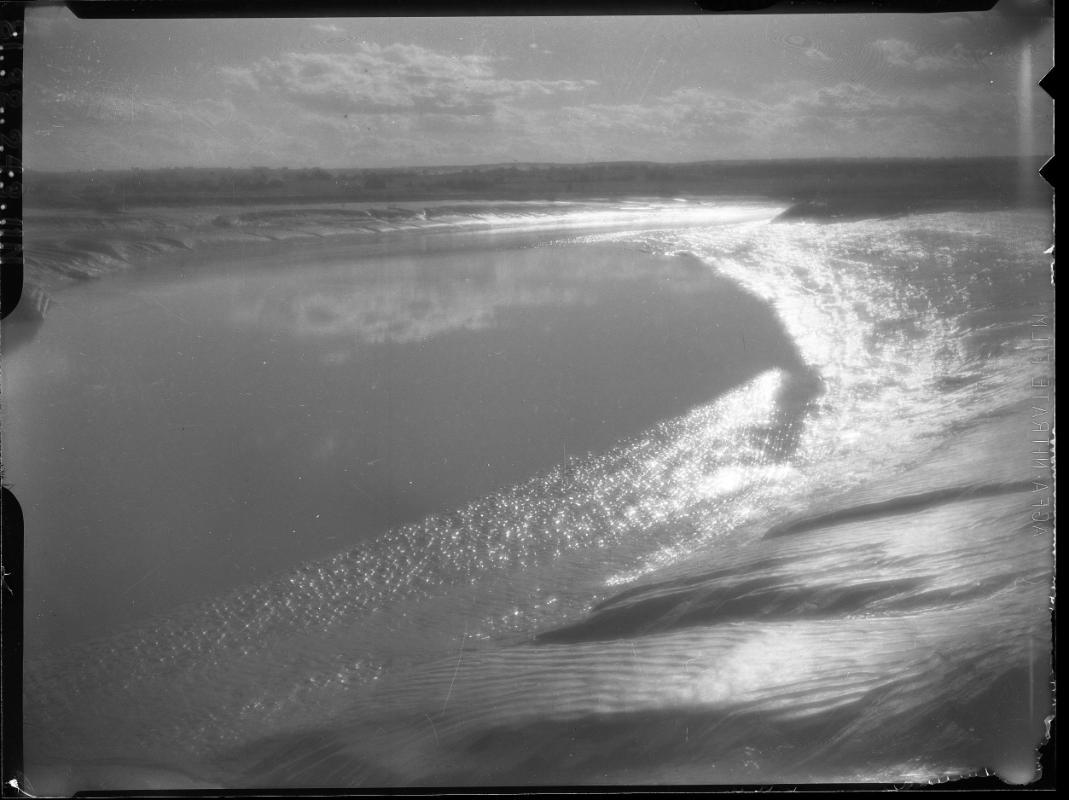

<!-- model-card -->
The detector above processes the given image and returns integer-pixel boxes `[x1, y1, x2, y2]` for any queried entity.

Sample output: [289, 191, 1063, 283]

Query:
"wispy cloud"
[803, 46, 833, 63]
[309, 22, 345, 36]
[871, 38, 980, 72]
[49, 91, 236, 130]
[23, 12, 1050, 169]
[221, 45, 597, 118]
[786, 82, 932, 117]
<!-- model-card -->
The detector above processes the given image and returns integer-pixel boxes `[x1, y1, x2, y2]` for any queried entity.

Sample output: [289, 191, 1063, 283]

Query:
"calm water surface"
[6, 238, 802, 650]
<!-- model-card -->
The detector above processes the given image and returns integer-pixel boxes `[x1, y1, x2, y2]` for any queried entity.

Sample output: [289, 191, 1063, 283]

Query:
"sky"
[23, 2, 1053, 171]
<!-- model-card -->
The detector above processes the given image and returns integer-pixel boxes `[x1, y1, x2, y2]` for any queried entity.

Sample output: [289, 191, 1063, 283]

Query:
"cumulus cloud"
[221, 44, 597, 118]
[27, 14, 1043, 170]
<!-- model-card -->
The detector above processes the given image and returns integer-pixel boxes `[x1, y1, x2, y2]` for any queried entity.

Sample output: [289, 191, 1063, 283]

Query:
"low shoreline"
[14, 196, 782, 311]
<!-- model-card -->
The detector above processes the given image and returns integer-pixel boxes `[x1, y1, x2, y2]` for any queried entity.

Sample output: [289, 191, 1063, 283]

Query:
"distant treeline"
[24, 157, 1048, 218]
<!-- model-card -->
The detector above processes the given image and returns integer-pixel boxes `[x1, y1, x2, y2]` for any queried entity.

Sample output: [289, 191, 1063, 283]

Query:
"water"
[7, 237, 810, 649]
[5, 198, 1053, 789]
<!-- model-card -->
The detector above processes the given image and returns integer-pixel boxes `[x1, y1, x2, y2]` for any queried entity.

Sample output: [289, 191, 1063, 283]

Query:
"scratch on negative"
[423, 713, 441, 746]
[441, 632, 466, 713]
[120, 564, 164, 596]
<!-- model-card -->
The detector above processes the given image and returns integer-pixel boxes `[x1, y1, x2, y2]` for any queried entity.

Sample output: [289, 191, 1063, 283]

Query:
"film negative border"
[0, 5, 24, 796]
[0, 1, 1056, 795]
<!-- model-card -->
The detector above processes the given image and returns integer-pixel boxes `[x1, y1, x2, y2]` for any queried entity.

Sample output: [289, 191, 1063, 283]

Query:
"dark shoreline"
[26, 155, 1045, 214]
[9, 156, 1048, 341]
[6, 204, 780, 356]
[16, 197, 780, 299]
[17, 155, 1046, 307]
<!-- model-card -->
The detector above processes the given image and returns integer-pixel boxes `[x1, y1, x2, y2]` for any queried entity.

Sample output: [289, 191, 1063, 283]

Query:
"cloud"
[803, 46, 833, 63]
[27, 13, 1043, 172]
[759, 80, 1026, 156]
[872, 38, 979, 72]
[872, 38, 920, 68]
[221, 45, 597, 118]
[48, 91, 236, 131]
[509, 79, 979, 162]
[26, 85, 299, 168]
[786, 82, 932, 118]
[309, 23, 345, 36]
[544, 79, 1023, 160]
[228, 263, 593, 348]
[549, 89, 766, 148]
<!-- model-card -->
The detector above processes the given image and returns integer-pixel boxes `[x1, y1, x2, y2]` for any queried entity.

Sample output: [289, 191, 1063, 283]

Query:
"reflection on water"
[14, 208, 1052, 789]
[6, 240, 810, 650]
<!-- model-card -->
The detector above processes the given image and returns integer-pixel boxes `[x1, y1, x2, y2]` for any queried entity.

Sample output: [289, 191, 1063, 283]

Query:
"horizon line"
[25, 153, 1047, 176]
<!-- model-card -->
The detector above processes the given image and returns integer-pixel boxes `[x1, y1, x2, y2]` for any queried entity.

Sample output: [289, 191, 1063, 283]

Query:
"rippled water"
[7, 236, 814, 649]
[8, 200, 1054, 790]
